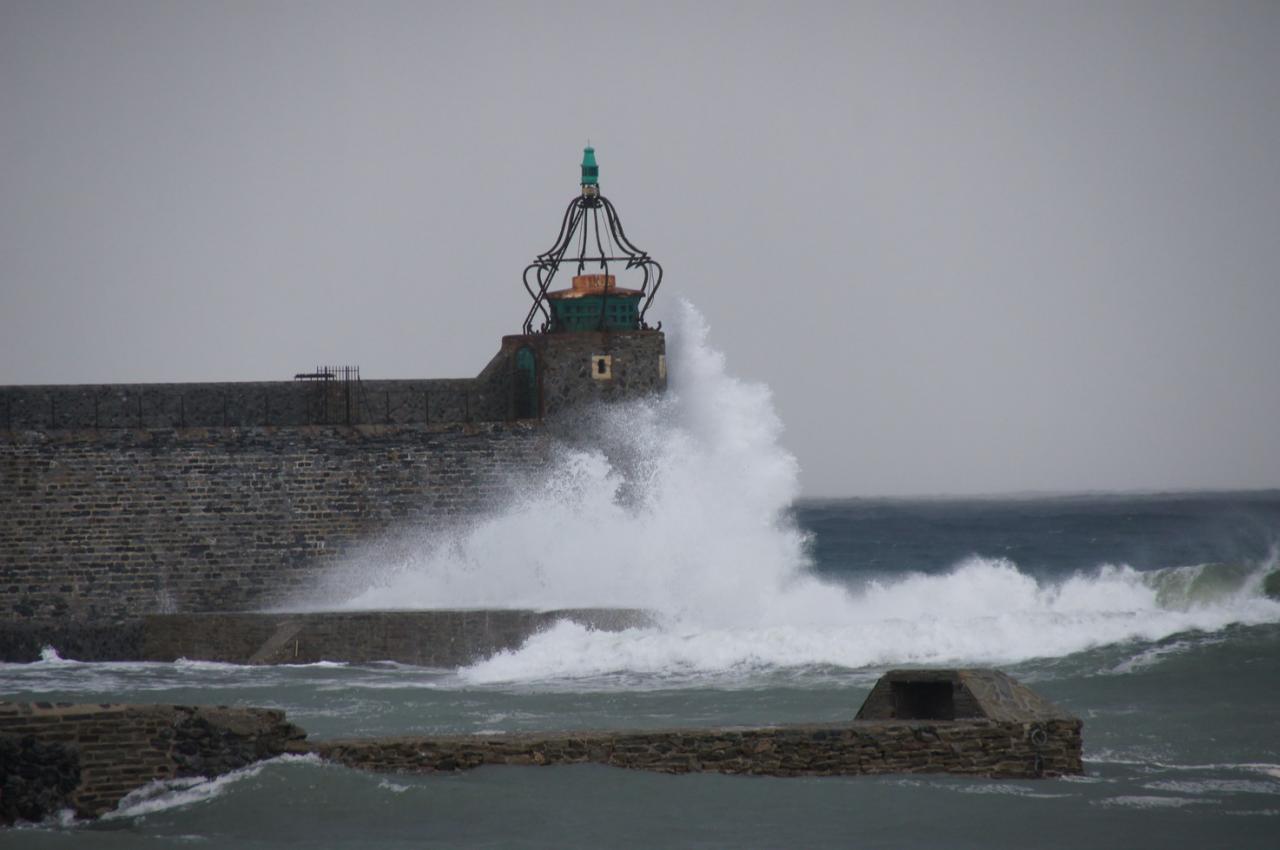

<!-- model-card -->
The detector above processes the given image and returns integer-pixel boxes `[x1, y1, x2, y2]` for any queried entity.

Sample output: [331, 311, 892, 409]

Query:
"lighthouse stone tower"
[496, 147, 667, 419]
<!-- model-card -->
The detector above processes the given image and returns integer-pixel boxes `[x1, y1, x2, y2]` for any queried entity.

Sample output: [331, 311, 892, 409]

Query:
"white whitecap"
[1094, 795, 1217, 809]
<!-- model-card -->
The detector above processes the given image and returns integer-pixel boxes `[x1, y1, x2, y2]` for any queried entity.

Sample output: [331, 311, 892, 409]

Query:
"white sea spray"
[297, 301, 1280, 682]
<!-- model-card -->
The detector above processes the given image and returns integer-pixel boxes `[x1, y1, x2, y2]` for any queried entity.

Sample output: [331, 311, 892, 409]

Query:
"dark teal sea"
[4, 492, 1280, 848]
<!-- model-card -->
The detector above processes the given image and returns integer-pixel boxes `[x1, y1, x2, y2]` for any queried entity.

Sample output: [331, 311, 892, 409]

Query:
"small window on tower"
[592, 354, 613, 380]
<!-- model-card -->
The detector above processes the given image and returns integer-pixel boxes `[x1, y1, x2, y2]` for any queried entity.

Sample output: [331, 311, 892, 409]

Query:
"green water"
[4, 495, 1280, 847]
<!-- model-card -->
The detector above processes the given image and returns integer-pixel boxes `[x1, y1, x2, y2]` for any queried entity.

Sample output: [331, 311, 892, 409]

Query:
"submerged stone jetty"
[0, 669, 1082, 825]
[319, 669, 1082, 780]
[138, 609, 653, 666]
[0, 609, 651, 665]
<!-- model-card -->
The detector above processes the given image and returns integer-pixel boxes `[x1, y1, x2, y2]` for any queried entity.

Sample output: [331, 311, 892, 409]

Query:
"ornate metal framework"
[522, 191, 663, 334]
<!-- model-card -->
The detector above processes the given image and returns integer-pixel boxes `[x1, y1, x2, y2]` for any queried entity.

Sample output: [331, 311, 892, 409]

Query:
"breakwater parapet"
[0, 330, 665, 432]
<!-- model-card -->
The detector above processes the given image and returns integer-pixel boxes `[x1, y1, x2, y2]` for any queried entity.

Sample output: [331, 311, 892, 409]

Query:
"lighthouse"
[504, 147, 667, 419]
[521, 146, 663, 335]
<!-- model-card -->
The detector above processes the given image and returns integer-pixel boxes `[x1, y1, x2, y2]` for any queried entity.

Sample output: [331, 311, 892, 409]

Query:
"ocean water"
[4, 303, 1279, 848]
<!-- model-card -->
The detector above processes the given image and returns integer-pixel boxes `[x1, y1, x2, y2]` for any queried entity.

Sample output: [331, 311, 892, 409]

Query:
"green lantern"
[580, 146, 599, 186]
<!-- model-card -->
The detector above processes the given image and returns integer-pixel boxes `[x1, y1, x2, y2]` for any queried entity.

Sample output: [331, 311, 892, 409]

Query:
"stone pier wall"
[1, 423, 547, 622]
[0, 330, 666, 625]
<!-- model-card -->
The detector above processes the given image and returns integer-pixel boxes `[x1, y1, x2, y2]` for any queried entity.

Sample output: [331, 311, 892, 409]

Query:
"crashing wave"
[303, 301, 1280, 681]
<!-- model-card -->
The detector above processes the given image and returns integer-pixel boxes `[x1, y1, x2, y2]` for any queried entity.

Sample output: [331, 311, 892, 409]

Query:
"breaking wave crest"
[459, 557, 1280, 683]
[307, 301, 1280, 681]
[309, 300, 811, 623]
[100, 755, 321, 821]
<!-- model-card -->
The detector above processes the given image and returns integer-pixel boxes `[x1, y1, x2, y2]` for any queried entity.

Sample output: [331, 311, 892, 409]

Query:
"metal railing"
[293, 365, 360, 382]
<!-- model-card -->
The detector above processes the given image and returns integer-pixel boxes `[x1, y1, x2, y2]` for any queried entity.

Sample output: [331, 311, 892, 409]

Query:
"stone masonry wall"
[0, 702, 304, 821]
[1, 699, 1081, 824]
[1, 423, 547, 622]
[0, 330, 665, 431]
[505, 329, 666, 418]
[0, 330, 665, 626]
[316, 718, 1084, 780]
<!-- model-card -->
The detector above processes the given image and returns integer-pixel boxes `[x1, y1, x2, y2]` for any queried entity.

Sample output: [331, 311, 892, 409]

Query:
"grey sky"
[2, 0, 1278, 496]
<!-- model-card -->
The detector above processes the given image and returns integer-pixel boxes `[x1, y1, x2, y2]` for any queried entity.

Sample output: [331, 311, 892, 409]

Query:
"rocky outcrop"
[0, 734, 80, 826]
[0, 702, 305, 821]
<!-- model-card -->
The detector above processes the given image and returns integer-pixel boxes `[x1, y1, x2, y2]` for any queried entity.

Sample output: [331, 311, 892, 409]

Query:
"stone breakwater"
[0, 670, 1083, 826]
[0, 330, 666, 624]
[316, 718, 1083, 780]
[0, 701, 304, 823]
[318, 669, 1084, 781]
[1, 423, 548, 623]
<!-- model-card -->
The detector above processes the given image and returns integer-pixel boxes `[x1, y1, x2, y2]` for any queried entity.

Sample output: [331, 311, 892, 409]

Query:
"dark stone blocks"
[318, 669, 1083, 780]
[0, 424, 547, 623]
[0, 331, 666, 625]
[0, 702, 304, 821]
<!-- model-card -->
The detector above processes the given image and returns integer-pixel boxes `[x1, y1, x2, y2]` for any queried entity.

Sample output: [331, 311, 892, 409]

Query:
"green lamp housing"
[549, 288, 642, 332]
[580, 146, 599, 186]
